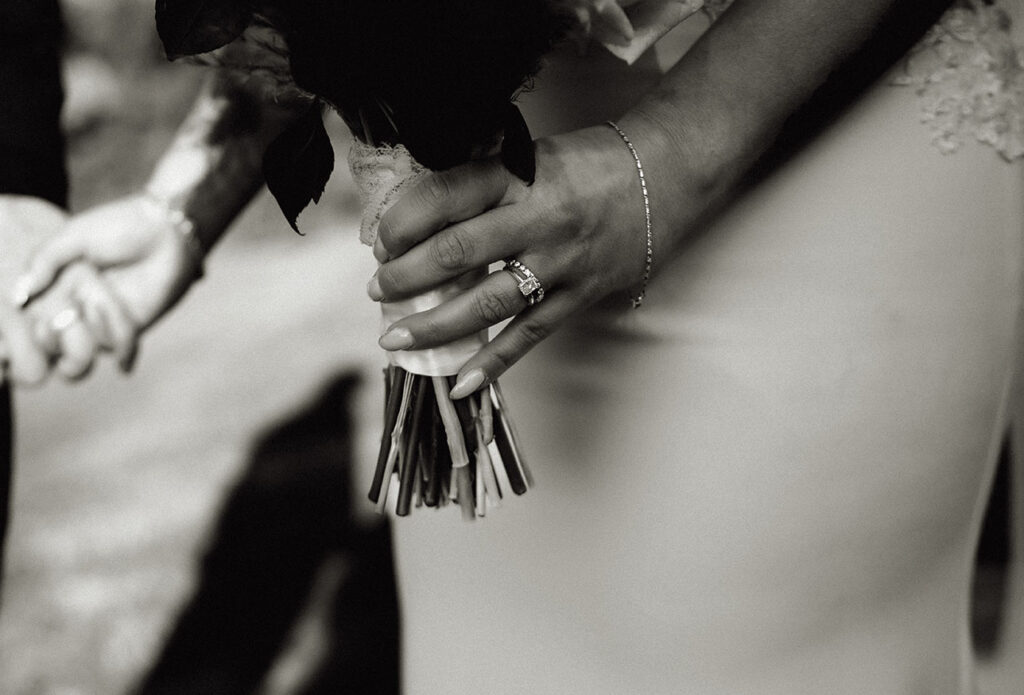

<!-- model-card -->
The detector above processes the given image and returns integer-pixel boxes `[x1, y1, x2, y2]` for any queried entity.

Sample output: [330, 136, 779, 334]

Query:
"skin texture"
[368, 0, 952, 398]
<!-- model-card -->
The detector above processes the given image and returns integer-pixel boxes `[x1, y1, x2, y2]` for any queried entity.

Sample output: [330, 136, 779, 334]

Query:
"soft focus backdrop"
[1, 1, 387, 692]
[0, 2, 1018, 694]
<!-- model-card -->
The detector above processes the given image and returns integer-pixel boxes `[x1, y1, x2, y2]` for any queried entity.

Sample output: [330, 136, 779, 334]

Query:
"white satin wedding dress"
[382, 3, 1024, 693]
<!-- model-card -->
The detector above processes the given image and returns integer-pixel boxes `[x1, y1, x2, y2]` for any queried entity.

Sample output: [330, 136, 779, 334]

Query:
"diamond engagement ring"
[504, 258, 545, 306]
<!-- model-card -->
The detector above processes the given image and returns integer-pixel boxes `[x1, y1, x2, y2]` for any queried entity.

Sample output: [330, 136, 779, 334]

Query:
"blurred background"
[0, 1, 1018, 694]
[1, 1, 398, 693]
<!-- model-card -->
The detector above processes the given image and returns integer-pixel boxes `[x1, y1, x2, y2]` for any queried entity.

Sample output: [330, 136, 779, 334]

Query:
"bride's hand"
[367, 125, 662, 399]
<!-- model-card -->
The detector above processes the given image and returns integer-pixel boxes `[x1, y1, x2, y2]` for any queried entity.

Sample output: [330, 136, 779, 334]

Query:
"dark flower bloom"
[157, 0, 573, 225]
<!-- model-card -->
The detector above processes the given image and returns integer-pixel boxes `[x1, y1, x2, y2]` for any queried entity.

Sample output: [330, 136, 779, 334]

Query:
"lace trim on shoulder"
[894, 0, 1024, 160]
[703, 0, 1024, 161]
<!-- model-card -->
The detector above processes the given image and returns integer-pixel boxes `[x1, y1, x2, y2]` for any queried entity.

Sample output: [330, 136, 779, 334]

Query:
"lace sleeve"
[894, 0, 1024, 160]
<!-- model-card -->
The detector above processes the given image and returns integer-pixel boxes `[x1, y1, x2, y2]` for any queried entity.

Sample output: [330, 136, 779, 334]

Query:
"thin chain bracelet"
[606, 121, 652, 309]
[141, 190, 205, 277]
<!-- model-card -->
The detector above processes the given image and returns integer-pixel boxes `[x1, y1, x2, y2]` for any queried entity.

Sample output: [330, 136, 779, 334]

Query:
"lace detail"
[347, 141, 430, 246]
[346, 140, 487, 375]
[894, 0, 1024, 160]
[678, 0, 1024, 160]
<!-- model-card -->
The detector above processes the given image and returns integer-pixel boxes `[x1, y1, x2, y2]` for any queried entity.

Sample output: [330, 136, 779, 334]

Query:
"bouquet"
[154, 0, 574, 519]
[154, 0, 709, 518]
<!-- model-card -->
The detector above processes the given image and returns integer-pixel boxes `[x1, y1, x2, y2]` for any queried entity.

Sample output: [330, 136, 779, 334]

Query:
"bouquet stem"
[351, 141, 531, 519]
[369, 366, 530, 519]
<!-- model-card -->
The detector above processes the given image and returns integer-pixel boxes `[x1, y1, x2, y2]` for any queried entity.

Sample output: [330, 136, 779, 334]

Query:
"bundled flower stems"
[368, 368, 532, 520]
[154, 0, 571, 518]
[150, 0, 720, 520]
[349, 141, 532, 520]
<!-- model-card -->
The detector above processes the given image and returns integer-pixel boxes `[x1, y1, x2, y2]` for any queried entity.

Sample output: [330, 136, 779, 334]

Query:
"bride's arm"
[369, 0, 953, 397]
[617, 0, 950, 255]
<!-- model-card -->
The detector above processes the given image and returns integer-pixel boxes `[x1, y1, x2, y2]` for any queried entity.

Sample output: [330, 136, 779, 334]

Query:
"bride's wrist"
[615, 106, 732, 265]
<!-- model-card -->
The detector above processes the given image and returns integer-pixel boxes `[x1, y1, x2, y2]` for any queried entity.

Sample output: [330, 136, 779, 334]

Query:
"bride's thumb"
[11, 235, 87, 308]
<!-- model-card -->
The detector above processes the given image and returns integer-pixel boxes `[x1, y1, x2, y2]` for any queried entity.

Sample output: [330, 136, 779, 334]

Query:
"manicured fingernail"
[373, 240, 388, 263]
[367, 274, 383, 301]
[11, 276, 32, 307]
[450, 369, 485, 399]
[379, 326, 414, 351]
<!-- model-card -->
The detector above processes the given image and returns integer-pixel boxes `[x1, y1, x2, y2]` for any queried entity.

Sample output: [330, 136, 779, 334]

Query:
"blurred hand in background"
[0, 196, 65, 385]
[14, 194, 206, 380]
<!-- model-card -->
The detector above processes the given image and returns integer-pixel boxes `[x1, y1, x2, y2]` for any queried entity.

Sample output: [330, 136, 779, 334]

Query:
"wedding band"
[504, 258, 545, 306]
[50, 307, 82, 332]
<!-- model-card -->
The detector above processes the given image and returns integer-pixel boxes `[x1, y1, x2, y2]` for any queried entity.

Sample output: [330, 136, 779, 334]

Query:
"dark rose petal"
[501, 103, 536, 185]
[262, 104, 335, 232]
[156, 0, 254, 59]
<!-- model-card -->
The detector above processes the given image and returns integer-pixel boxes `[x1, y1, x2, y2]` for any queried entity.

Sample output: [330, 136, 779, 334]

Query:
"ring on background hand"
[49, 307, 82, 332]
[504, 258, 545, 306]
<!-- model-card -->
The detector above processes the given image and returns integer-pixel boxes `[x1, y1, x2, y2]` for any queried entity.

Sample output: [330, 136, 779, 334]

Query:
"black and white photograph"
[1, 1, 1023, 693]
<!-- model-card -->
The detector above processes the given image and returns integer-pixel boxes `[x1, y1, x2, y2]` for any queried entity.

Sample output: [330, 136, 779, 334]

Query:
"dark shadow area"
[972, 432, 1013, 657]
[132, 372, 399, 695]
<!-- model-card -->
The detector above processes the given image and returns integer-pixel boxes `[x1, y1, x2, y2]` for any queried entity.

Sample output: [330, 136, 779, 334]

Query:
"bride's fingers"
[11, 233, 89, 308]
[374, 158, 513, 263]
[370, 206, 527, 302]
[448, 292, 578, 399]
[379, 269, 529, 351]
